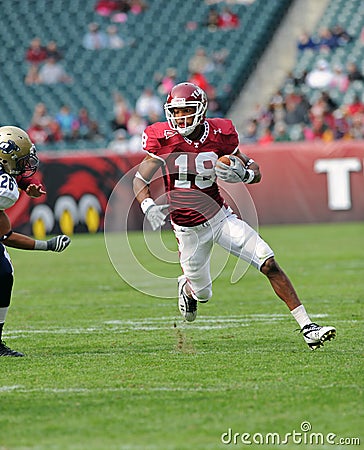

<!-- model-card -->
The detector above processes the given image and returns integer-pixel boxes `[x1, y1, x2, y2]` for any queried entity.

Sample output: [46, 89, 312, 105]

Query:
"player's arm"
[133, 155, 169, 230]
[234, 150, 261, 184]
[0, 210, 70, 252]
[133, 155, 163, 203]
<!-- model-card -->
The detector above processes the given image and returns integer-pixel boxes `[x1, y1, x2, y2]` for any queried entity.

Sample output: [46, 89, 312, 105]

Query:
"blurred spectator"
[38, 57, 72, 84]
[344, 94, 364, 116]
[188, 71, 214, 97]
[218, 6, 240, 29]
[25, 37, 47, 84]
[74, 108, 103, 141]
[297, 31, 317, 52]
[274, 121, 291, 142]
[317, 27, 338, 52]
[258, 127, 274, 145]
[156, 67, 178, 96]
[129, 0, 148, 14]
[28, 103, 62, 144]
[31, 103, 53, 129]
[188, 47, 215, 75]
[55, 105, 79, 141]
[346, 62, 364, 83]
[110, 92, 132, 131]
[204, 7, 220, 32]
[107, 129, 130, 153]
[82, 23, 108, 50]
[45, 41, 63, 61]
[329, 64, 349, 92]
[240, 119, 258, 143]
[27, 122, 52, 145]
[303, 117, 333, 141]
[331, 108, 350, 140]
[25, 37, 48, 65]
[331, 24, 352, 46]
[284, 93, 310, 126]
[106, 24, 133, 48]
[135, 87, 163, 123]
[126, 112, 147, 137]
[305, 59, 333, 89]
[126, 112, 148, 153]
[27, 120, 62, 145]
[309, 94, 333, 123]
[95, 0, 123, 16]
[348, 112, 364, 139]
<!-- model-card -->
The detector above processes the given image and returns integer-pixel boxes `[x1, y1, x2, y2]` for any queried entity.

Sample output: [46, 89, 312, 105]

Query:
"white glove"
[141, 198, 169, 231]
[34, 235, 71, 252]
[215, 155, 247, 183]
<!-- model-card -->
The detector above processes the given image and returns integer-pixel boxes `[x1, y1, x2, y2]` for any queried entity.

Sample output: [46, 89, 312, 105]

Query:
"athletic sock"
[291, 304, 311, 329]
[0, 307, 8, 342]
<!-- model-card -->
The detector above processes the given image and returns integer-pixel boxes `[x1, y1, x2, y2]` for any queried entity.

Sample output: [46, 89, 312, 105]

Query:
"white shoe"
[301, 323, 336, 350]
[178, 275, 197, 322]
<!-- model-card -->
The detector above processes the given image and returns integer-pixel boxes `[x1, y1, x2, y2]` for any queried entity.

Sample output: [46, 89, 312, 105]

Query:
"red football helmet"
[164, 82, 208, 137]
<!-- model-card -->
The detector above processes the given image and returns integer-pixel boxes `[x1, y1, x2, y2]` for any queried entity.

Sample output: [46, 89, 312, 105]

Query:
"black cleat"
[0, 341, 24, 357]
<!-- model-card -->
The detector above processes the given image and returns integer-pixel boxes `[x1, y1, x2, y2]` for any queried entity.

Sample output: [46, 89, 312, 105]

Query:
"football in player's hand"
[216, 155, 232, 166]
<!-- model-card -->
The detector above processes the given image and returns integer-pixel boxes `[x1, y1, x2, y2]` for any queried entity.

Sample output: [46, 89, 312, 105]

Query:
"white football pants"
[172, 206, 274, 302]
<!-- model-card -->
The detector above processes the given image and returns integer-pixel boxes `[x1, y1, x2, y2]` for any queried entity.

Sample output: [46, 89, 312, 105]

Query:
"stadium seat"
[1, 0, 295, 146]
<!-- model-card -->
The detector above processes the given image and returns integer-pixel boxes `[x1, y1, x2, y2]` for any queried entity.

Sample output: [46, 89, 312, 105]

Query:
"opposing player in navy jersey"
[133, 82, 335, 350]
[0, 126, 71, 356]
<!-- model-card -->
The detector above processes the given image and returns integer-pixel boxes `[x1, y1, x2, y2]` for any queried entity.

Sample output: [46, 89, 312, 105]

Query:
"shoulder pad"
[208, 118, 237, 135]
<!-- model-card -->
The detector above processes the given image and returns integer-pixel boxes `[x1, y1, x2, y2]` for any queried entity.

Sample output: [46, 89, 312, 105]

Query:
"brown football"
[217, 155, 232, 166]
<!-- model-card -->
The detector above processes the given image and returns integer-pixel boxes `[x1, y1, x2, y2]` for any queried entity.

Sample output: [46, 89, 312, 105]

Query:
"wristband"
[243, 169, 255, 184]
[34, 240, 48, 251]
[0, 230, 13, 241]
[141, 197, 156, 214]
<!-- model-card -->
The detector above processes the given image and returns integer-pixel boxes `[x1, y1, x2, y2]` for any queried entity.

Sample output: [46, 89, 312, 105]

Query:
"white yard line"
[5, 314, 329, 338]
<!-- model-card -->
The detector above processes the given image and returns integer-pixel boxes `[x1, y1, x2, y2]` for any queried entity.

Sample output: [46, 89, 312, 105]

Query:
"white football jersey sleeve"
[0, 172, 19, 210]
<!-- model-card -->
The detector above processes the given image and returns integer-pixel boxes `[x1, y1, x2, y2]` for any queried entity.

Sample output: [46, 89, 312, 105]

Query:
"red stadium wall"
[242, 141, 364, 224]
[7, 142, 364, 236]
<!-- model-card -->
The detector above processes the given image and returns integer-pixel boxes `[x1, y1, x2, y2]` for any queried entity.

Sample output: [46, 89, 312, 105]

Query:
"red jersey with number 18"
[142, 118, 239, 226]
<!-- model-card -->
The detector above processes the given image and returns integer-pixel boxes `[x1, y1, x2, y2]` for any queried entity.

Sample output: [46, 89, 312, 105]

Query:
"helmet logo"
[0, 140, 20, 155]
[191, 89, 202, 99]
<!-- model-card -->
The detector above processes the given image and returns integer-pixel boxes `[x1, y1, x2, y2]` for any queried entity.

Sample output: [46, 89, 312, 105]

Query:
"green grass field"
[0, 222, 363, 450]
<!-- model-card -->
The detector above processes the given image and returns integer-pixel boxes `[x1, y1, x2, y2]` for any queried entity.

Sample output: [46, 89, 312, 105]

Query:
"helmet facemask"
[15, 144, 39, 177]
[165, 101, 207, 137]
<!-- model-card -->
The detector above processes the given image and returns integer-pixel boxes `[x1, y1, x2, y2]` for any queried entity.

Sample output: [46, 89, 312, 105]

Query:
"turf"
[0, 222, 363, 450]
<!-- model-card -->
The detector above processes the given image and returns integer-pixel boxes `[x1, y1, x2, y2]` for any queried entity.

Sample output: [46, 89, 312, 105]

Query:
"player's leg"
[173, 225, 214, 321]
[216, 214, 335, 349]
[0, 244, 24, 357]
[260, 257, 336, 349]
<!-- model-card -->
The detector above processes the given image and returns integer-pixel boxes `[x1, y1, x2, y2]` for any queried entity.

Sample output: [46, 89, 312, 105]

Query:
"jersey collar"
[183, 121, 209, 148]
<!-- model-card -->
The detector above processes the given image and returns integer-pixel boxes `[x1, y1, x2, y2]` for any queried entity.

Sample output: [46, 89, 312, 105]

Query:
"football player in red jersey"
[133, 83, 335, 350]
[0, 126, 71, 356]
